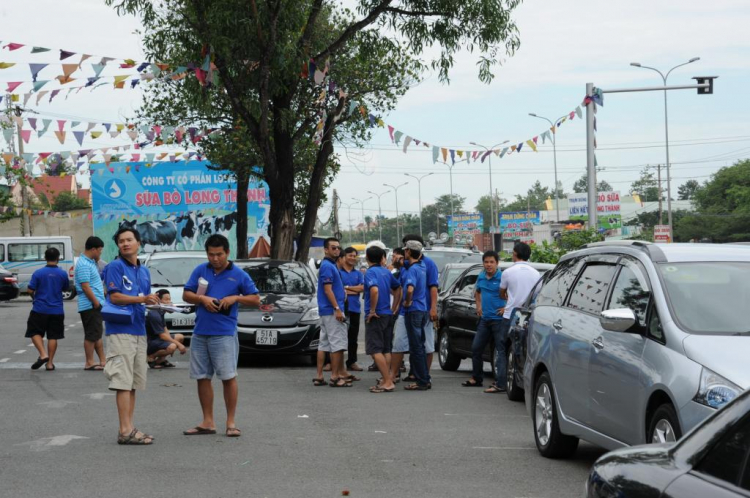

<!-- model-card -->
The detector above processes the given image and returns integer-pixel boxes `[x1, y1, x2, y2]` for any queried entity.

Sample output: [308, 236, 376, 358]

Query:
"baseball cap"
[405, 240, 423, 252]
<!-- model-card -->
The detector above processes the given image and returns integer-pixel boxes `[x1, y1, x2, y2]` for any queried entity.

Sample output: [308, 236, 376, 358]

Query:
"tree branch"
[384, 7, 449, 16]
[314, 0, 393, 61]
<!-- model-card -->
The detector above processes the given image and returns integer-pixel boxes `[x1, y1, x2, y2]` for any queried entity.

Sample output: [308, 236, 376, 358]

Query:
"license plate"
[172, 317, 195, 327]
[256, 329, 278, 345]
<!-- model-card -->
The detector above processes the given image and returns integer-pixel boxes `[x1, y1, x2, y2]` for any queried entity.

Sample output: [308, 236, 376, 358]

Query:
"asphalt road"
[0, 297, 605, 498]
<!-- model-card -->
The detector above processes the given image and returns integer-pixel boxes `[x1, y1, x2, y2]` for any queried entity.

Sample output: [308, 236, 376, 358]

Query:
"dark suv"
[437, 262, 553, 374]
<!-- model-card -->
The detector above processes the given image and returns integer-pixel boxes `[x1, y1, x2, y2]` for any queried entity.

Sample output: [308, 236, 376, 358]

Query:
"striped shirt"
[75, 254, 105, 312]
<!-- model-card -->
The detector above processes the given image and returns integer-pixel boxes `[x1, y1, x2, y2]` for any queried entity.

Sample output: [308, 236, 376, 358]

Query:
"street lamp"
[384, 182, 408, 244]
[630, 57, 700, 240]
[352, 196, 372, 243]
[528, 113, 568, 223]
[404, 172, 433, 238]
[470, 140, 509, 231]
[367, 189, 389, 241]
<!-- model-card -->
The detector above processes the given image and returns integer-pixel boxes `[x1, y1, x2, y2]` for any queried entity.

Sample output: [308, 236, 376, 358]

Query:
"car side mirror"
[600, 308, 637, 332]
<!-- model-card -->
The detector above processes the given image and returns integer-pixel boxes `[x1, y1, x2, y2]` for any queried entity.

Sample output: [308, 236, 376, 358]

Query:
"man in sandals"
[75, 236, 106, 371]
[313, 237, 354, 388]
[183, 234, 259, 437]
[146, 289, 186, 369]
[103, 227, 160, 445]
[402, 240, 431, 391]
[462, 251, 507, 392]
[364, 245, 401, 393]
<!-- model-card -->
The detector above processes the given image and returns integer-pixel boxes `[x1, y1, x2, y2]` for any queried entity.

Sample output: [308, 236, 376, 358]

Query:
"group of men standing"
[313, 233, 439, 392]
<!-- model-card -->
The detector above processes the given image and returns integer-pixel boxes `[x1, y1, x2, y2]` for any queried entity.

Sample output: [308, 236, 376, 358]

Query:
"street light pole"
[352, 196, 372, 243]
[470, 141, 509, 231]
[528, 113, 567, 223]
[383, 182, 408, 244]
[630, 57, 700, 241]
[367, 190, 388, 241]
[404, 172, 433, 238]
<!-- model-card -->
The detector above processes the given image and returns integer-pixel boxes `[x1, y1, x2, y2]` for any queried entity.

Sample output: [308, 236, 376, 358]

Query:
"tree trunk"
[235, 168, 249, 259]
[295, 135, 334, 262]
[267, 180, 296, 260]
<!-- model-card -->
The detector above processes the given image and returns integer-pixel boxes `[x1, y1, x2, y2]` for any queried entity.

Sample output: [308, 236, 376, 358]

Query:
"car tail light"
[69, 266, 75, 278]
[3, 276, 17, 284]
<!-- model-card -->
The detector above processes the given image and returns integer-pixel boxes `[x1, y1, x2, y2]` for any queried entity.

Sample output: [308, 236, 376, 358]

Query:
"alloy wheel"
[506, 350, 514, 393]
[535, 383, 553, 446]
[439, 332, 449, 365]
[652, 419, 677, 444]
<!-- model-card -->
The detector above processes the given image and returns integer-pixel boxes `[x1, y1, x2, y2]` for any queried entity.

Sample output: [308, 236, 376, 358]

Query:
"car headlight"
[300, 307, 320, 324]
[693, 367, 741, 409]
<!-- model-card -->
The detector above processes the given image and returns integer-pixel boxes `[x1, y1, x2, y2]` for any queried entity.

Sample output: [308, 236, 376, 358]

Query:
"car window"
[536, 257, 583, 307]
[696, 414, 750, 491]
[424, 251, 472, 273]
[457, 269, 480, 297]
[243, 264, 315, 294]
[147, 258, 208, 286]
[526, 277, 546, 308]
[8, 242, 65, 262]
[567, 264, 617, 314]
[647, 306, 665, 343]
[607, 259, 651, 330]
[441, 268, 466, 292]
[0, 244, 4, 262]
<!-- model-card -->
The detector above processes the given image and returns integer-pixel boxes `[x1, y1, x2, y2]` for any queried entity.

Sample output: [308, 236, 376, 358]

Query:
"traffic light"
[692, 76, 717, 94]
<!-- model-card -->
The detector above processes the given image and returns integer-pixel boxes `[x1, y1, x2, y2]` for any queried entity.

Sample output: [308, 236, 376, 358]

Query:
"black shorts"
[25, 311, 65, 340]
[365, 315, 394, 355]
[80, 308, 103, 342]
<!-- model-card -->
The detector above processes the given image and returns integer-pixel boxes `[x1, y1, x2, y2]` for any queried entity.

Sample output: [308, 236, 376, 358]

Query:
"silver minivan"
[0, 236, 75, 299]
[523, 241, 750, 458]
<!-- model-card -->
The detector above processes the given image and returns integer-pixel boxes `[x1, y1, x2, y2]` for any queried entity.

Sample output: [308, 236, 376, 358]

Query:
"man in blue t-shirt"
[182, 234, 259, 438]
[364, 245, 402, 393]
[27, 247, 70, 372]
[401, 240, 431, 391]
[340, 247, 364, 371]
[75, 236, 106, 371]
[103, 227, 159, 445]
[462, 250, 508, 392]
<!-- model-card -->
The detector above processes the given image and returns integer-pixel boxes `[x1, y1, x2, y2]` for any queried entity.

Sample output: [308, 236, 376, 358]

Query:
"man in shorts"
[76, 236, 106, 371]
[363, 245, 401, 393]
[103, 227, 160, 445]
[183, 234, 260, 438]
[313, 237, 353, 388]
[27, 247, 70, 371]
[145, 289, 186, 369]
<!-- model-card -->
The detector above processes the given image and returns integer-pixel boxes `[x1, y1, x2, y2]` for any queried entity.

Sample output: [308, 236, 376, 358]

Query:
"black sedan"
[437, 262, 553, 375]
[587, 389, 750, 497]
[0, 264, 20, 301]
[235, 260, 320, 363]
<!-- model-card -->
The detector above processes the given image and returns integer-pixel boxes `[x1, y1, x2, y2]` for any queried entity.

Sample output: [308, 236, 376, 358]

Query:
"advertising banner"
[567, 191, 622, 229]
[499, 211, 540, 240]
[654, 224, 671, 243]
[91, 161, 270, 262]
[447, 213, 483, 242]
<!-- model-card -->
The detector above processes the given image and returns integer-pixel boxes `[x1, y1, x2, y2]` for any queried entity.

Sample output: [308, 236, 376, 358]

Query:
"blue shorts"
[189, 334, 239, 381]
[392, 315, 435, 354]
[147, 339, 172, 356]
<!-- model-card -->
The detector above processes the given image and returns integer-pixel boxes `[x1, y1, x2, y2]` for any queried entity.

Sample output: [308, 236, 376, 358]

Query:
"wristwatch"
[334, 306, 340, 311]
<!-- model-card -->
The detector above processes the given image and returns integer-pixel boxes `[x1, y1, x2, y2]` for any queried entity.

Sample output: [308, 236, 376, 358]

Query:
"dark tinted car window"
[243, 264, 314, 294]
[568, 264, 617, 314]
[527, 277, 546, 308]
[457, 269, 480, 297]
[536, 257, 582, 307]
[697, 414, 750, 491]
[607, 261, 651, 329]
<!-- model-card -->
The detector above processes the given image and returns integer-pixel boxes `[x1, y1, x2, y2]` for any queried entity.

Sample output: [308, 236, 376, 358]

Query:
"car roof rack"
[581, 240, 653, 249]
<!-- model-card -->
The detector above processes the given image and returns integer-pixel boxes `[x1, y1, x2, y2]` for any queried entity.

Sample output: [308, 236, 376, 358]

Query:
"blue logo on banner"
[105, 179, 126, 200]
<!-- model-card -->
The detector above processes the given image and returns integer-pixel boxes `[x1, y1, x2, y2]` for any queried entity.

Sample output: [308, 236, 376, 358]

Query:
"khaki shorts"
[104, 334, 147, 391]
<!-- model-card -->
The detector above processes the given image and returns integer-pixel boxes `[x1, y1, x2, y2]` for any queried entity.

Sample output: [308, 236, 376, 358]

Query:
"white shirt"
[500, 262, 541, 318]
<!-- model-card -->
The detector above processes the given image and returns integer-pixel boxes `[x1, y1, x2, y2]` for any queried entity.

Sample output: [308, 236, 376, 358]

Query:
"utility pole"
[656, 164, 663, 226]
[332, 189, 341, 239]
[5, 95, 29, 236]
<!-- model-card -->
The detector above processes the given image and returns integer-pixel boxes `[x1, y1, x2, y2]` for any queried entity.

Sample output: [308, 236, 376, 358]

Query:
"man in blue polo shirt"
[340, 247, 364, 371]
[462, 250, 507, 391]
[103, 227, 160, 445]
[183, 234, 260, 438]
[402, 240, 431, 391]
[27, 247, 70, 372]
[75, 236, 106, 371]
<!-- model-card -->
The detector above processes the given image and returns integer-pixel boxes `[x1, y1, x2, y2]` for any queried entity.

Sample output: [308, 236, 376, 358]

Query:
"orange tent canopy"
[248, 236, 271, 258]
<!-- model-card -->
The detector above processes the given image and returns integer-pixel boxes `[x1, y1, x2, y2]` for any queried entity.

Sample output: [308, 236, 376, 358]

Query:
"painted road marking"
[13, 350, 26, 354]
[16, 435, 89, 452]
[0, 358, 9, 363]
[82, 393, 115, 400]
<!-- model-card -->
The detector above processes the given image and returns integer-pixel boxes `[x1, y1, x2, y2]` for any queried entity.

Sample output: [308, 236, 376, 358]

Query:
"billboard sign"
[447, 213, 483, 242]
[654, 224, 671, 243]
[567, 191, 622, 229]
[91, 161, 270, 262]
[499, 211, 540, 240]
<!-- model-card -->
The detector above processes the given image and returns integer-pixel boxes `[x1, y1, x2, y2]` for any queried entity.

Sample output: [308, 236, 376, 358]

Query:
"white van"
[0, 236, 76, 299]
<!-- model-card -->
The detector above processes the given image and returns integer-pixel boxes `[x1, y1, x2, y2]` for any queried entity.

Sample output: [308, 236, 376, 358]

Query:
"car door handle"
[592, 336, 604, 350]
[552, 320, 563, 331]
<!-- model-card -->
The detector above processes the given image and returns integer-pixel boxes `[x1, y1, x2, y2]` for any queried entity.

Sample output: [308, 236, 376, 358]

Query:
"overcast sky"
[2, 0, 749, 225]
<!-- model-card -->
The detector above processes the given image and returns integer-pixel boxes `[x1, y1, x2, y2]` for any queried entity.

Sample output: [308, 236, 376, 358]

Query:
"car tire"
[62, 288, 76, 300]
[648, 403, 682, 444]
[438, 327, 461, 371]
[533, 372, 579, 458]
[506, 347, 524, 402]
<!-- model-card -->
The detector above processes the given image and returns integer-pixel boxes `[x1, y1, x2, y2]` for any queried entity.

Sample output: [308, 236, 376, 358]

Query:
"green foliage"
[503, 180, 550, 212]
[529, 228, 603, 264]
[573, 174, 613, 194]
[530, 240, 563, 264]
[51, 191, 90, 212]
[677, 179, 701, 200]
[475, 192, 504, 232]
[629, 167, 660, 202]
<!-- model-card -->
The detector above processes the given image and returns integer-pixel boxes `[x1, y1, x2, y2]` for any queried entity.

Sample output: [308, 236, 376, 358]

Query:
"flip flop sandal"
[403, 383, 429, 391]
[161, 361, 176, 368]
[370, 387, 395, 393]
[329, 378, 352, 388]
[403, 374, 417, 382]
[148, 361, 164, 370]
[45, 365, 56, 371]
[344, 375, 361, 382]
[461, 379, 483, 387]
[183, 426, 217, 435]
[312, 378, 327, 386]
[484, 385, 506, 394]
[31, 357, 49, 370]
[118, 428, 153, 445]
[84, 365, 104, 371]
[226, 427, 242, 438]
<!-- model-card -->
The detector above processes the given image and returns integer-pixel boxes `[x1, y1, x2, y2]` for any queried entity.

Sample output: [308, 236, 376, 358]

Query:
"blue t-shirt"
[340, 267, 364, 314]
[317, 258, 345, 316]
[476, 269, 507, 321]
[28, 265, 69, 315]
[396, 269, 408, 317]
[185, 262, 259, 336]
[103, 257, 151, 335]
[422, 255, 440, 309]
[364, 265, 401, 316]
[75, 254, 105, 312]
[403, 261, 428, 313]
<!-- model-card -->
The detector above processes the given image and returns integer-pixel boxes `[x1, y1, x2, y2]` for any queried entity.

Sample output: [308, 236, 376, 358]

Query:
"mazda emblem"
[261, 315, 273, 323]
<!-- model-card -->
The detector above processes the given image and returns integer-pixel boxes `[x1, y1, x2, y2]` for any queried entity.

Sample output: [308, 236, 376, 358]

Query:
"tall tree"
[108, 0, 522, 260]
[677, 179, 701, 200]
[629, 167, 660, 202]
[475, 192, 505, 232]
[573, 174, 612, 194]
[504, 180, 550, 212]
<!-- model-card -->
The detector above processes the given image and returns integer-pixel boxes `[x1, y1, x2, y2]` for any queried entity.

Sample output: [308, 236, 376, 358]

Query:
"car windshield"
[147, 258, 207, 286]
[425, 251, 471, 273]
[442, 268, 467, 291]
[658, 262, 750, 335]
[242, 263, 314, 295]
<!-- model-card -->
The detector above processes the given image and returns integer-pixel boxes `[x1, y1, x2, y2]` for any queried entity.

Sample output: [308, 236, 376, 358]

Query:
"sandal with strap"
[118, 428, 154, 445]
[161, 360, 176, 368]
[344, 374, 361, 382]
[404, 383, 430, 391]
[226, 427, 242, 438]
[329, 378, 352, 388]
[461, 378, 483, 387]
[370, 386, 395, 393]
[484, 384, 506, 394]
[312, 378, 327, 386]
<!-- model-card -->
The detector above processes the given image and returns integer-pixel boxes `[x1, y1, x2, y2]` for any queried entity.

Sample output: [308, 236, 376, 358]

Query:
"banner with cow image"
[91, 161, 270, 262]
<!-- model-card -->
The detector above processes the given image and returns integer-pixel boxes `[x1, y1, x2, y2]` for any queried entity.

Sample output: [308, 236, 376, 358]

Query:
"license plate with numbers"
[172, 317, 195, 327]
[256, 329, 278, 345]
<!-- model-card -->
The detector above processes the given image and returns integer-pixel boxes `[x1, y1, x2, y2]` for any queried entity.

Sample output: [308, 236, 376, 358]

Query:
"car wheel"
[649, 403, 682, 444]
[533, 372, 579, 458]
[506, 347, 524, 402]
[438, 327, 461, 371]
[62, 288, 76, 300]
